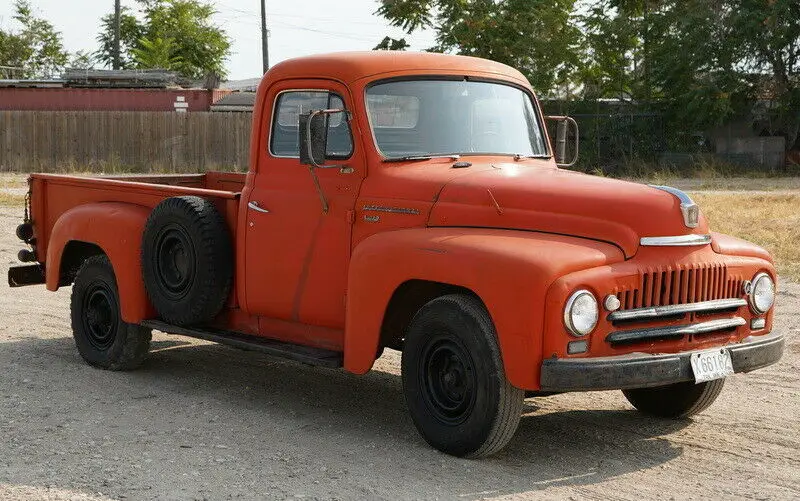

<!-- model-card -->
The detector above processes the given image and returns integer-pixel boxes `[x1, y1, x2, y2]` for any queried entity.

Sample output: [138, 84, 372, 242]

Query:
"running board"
[141, 319, 343, 368]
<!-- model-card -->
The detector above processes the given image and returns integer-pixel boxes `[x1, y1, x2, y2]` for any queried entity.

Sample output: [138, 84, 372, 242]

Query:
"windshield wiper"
[383, 154, 461, 163]
[513, 154, 552, 161]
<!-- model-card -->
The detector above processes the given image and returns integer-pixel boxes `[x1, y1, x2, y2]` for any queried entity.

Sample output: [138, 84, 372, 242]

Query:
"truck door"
[244, 80, 364, 333]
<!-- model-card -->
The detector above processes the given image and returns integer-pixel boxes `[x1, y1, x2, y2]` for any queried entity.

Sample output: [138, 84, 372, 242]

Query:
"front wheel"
[622, 379, 725, 418]
[71, 255, 152, 370]
[402, 294, 524, 458]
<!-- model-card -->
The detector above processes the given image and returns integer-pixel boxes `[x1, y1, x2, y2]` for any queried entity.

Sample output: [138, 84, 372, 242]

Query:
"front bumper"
[540, 331, 784, 392]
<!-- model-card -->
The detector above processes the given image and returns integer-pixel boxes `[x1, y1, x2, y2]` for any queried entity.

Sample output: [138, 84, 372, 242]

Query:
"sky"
[0, 0, 437, 80]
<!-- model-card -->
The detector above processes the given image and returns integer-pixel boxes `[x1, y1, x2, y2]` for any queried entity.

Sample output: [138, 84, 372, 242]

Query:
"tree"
[130, 37, 182, 70]
[0, 0, 69, 78]
[374, 0, 581, 95]
[578, 1, 648, 102]
[68, 50, 96, 70]
[374, 36, 410, 51]
[582, 0, 800, 149]
[94, 0, 231, 80]
[95, 7, 143, 70]
[729, 0, 800, 148]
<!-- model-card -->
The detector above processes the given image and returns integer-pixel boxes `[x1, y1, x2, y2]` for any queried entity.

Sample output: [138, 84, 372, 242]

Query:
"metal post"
[260, 0, 269, 73]
[113, 0, 121, 70]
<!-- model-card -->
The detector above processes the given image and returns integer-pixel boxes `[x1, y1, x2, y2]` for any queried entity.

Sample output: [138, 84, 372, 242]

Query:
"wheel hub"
[82, 284, 118, 350]
[421, 337, 477, 425]
[154, 224, 196, 299]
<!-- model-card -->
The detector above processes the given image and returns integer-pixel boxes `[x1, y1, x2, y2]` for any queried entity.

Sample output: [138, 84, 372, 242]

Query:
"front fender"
[344, 227, 624, 389]
[46, 202, 155, 323]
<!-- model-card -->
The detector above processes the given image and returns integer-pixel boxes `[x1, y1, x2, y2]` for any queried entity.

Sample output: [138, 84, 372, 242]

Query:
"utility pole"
[260, 0, 269, 73]
[113, 0, 121, 70]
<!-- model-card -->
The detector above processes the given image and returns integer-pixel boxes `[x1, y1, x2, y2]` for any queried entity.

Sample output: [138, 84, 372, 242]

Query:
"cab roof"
[263, 51, 531, 88]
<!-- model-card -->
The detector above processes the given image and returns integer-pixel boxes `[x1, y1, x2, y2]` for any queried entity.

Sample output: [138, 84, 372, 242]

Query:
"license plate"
[690, 348, 734, 383]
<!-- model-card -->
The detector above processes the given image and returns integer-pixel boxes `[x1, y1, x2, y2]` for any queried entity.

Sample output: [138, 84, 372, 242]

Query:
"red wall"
[0, 88, 231, 112]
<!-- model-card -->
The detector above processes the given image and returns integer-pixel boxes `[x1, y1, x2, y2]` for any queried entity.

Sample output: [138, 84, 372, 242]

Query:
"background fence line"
[0, 111, 252, 173]
[0, 108, 788, 174]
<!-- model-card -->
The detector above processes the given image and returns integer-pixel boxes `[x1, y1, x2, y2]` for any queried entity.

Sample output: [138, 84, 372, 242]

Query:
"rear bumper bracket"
[8, 264, 45, 287]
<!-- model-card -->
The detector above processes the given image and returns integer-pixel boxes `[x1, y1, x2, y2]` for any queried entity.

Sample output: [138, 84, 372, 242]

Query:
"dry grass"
[693, 193, 800, 281]
[0, 192, 25, 207]
[0, 173, 28, 190]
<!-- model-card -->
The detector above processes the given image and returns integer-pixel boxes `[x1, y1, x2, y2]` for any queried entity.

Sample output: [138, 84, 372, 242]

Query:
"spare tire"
[142, 196, 233, 325]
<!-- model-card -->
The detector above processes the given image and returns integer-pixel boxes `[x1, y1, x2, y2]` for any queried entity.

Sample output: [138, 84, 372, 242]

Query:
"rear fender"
[344, 228, 624, 389]
[46, 202, 155, 323]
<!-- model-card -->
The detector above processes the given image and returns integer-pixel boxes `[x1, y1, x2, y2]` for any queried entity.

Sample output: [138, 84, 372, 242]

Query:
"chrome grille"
[616, 264, 744, 310]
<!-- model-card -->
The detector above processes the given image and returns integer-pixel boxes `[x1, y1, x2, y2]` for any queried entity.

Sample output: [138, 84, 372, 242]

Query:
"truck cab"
[10, 52, 783, 458]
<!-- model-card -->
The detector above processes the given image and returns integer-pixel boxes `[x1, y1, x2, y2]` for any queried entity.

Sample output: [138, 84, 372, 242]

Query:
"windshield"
[366, 79, 549, 160]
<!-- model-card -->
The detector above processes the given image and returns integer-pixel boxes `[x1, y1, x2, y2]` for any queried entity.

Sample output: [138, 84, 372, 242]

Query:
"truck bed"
[28, 171, 245, 266]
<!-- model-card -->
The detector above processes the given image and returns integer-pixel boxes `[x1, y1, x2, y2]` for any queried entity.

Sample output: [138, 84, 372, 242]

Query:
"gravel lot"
[0, 205, 798, 501]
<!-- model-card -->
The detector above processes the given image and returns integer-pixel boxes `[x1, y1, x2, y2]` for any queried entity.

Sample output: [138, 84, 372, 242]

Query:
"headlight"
[564, 290, 599, 337]
[749, 273, 775, 314]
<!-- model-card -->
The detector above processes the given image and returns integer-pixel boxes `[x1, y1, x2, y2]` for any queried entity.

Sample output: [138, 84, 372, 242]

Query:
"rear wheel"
[622, 379, 725, 418]
[70, 255, 151, 370]
[402, 294, 524, 458]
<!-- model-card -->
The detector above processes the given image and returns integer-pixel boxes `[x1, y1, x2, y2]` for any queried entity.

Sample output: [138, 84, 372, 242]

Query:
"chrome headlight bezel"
[564, 290, 599, 337]
[748, 272, 775, 314]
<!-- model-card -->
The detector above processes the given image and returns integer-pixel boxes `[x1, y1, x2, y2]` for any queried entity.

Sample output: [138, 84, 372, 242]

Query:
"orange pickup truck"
[9, 52, 783, 458]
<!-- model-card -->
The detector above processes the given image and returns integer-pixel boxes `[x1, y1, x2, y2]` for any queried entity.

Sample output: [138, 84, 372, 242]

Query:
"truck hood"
[427, 164, 709, 257]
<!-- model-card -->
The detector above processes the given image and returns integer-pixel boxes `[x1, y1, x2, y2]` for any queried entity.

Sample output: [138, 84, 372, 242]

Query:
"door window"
[270, 91, 353, 158]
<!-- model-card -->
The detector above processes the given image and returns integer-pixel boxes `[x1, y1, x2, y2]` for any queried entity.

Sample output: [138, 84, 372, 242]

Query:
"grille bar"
[606, 317, 746, 345]
[608, 298, 747, 322]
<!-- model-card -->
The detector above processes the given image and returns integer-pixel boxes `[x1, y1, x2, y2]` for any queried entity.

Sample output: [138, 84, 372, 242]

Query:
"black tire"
[70, 255, 152, 370]
[402, 294, 524, 458]
[622, 378, 725, 418]
[141, 196, 233, 325]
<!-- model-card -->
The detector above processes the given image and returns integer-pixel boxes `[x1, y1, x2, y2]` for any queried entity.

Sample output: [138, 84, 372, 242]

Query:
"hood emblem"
[649, 185, 700, 228]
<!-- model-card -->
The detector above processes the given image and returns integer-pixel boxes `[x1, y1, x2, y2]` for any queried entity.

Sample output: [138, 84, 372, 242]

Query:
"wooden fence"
[0, 111, 252, 172]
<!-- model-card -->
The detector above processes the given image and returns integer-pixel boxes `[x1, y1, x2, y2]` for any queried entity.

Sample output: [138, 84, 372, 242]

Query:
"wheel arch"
[378, 279, 480, 351]
[46, 202, 156, 323]
[343, 228, 623, 389]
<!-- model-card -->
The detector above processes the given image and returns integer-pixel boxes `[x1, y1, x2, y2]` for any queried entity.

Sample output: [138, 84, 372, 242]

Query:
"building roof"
[210, 92, 256, 112]
[221, 78, 262, 91]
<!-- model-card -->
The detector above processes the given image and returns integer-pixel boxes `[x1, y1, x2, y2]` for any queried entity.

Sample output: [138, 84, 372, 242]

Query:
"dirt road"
[0, 205, 798, 501]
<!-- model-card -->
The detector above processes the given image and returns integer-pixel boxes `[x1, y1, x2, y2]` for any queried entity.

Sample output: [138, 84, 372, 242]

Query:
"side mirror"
[297, 108, 350, 215]
[546, 116, 579, 167]
[298, 108, 350, 167]
[299, 111, 328, 167]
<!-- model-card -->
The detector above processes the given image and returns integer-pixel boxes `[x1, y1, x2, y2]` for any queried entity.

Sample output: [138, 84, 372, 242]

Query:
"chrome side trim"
[650, 185, 700, 228]
[606, 317, 747, 345]
[609, 298, 747, 322]
[362, 205, 420, 215]
[649, 185, 693, 205]
[640, 234, 712, 246]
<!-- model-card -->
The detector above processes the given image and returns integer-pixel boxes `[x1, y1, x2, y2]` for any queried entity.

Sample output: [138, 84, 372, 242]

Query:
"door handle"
[247, 201, 270, 213]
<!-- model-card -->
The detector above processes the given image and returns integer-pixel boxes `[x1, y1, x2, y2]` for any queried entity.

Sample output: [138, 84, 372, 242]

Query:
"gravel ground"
[0, 205, 798, 501]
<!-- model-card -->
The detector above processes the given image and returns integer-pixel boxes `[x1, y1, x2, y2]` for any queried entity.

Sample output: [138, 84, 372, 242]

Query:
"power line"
[269, 20, 388, 43]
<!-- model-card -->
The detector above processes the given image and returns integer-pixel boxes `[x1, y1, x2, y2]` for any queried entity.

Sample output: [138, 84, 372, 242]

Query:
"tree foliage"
[131, 37, 183, 70]
[95, 7, 144, 70]
[375, 0, 581, 95]
[0, 0, 69, 78]
[582, 0, 800, 146]
[95, 0, 231, 80]
[375, 1, 800, 150]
